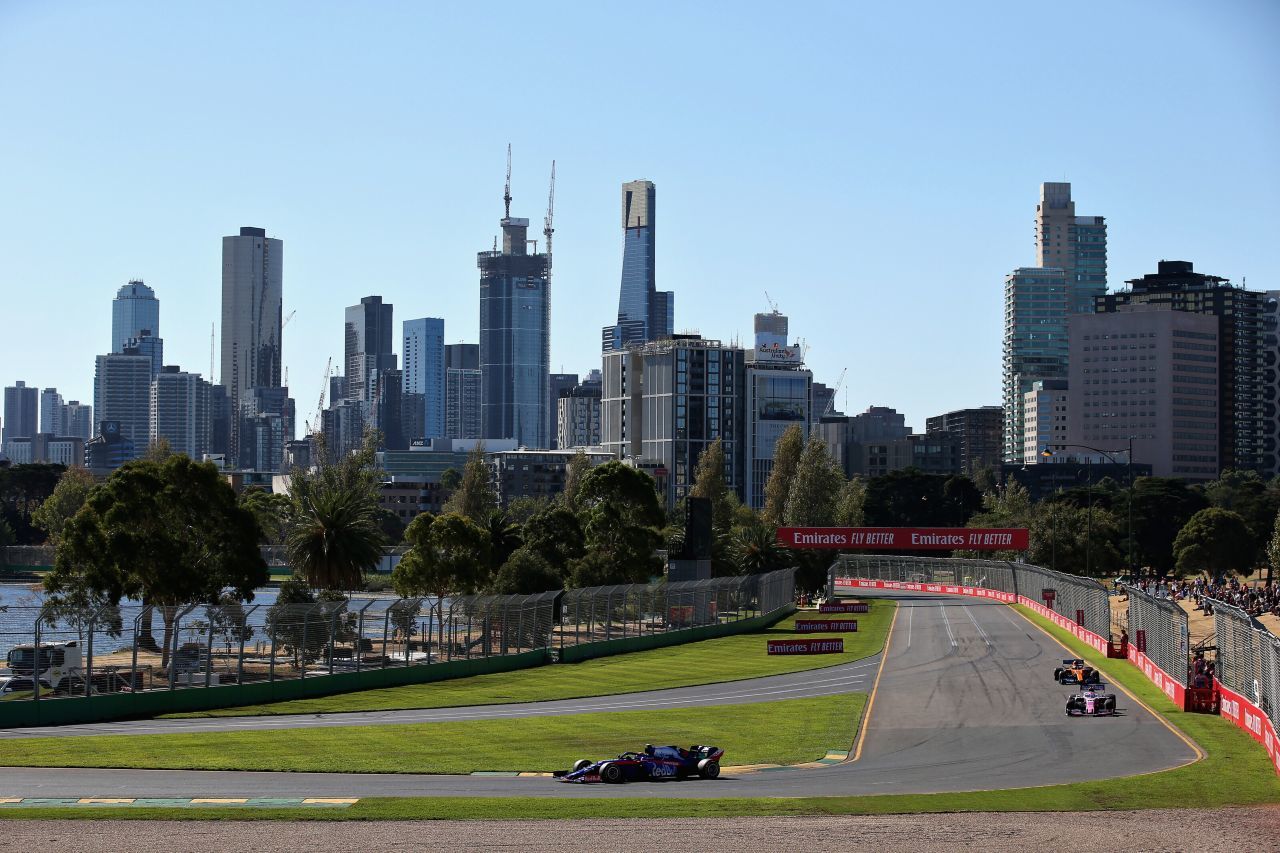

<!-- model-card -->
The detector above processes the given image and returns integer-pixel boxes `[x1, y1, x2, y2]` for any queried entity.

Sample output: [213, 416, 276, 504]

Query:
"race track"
[0, 592, 1200, 799]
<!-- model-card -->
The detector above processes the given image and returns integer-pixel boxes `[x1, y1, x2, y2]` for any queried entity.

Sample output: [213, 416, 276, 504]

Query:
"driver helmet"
[644, 744, 654, 754]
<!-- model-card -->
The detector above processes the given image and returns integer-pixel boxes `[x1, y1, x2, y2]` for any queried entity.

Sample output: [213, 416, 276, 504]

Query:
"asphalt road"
[0, 592, 1200, 799]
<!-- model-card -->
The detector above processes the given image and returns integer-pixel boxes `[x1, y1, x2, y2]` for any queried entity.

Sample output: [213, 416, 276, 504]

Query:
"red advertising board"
[795, 619, 858, 633]
[1041, 589, 1056, 604]
[777, 527, 1028, 551]
[767, 638, 844, 655]
[819, 602, 869, 613]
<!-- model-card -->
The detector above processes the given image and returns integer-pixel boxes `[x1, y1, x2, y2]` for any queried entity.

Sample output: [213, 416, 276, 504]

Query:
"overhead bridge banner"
[778, 527, 1029, 551]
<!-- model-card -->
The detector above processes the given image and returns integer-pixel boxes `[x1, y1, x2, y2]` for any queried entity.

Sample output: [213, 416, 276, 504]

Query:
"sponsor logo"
[767, 639, 844, 655]
[819, 602, 869, 613]
[796, 619, 858, 633]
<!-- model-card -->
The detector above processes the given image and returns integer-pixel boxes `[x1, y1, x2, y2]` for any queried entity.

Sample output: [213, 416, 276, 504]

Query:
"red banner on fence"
[777, 527, 1028, 551]
[795, 619, 858, 633]
[819, 602, 869, 613]
[767, 638, 845, 655]
[1216, 679, 1280, 775]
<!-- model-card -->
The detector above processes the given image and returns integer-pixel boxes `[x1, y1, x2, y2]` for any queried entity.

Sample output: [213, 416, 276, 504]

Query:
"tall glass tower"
[602, 180, 674, 351]
[111, 280, 159, 353]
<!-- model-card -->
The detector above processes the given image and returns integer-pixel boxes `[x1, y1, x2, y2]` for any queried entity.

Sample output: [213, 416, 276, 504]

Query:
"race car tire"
[697, 759, 720, 780]
[1053, 668, 1063, 681]
[572, 759, 592, 773]
[600, 762, 625, 784]
[1104, 696, 1116, 712]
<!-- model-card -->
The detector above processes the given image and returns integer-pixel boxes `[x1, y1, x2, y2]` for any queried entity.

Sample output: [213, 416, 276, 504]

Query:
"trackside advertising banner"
[834, 578, 1017, 603]
[1216, 680, 1280, 775]
[779, 527, 1028, 551]
[819, 601, 869, 613]
[767, 638, 844, 655]
[1126, 644, 1187, 707]
[795, 619, 858, 633]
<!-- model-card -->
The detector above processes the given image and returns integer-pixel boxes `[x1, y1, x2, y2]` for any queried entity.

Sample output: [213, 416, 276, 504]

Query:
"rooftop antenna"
[503, 143, 512, 220]
[543, 160, 556, 257]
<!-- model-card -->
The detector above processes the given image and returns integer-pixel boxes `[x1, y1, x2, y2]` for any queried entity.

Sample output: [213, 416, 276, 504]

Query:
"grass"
[0, 692, 863, 774]
[162, 602, 893, 718]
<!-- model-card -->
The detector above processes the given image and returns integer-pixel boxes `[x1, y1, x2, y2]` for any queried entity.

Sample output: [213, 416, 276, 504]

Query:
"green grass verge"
[162, 602, 893, 719]
[0, 692, 864, 774]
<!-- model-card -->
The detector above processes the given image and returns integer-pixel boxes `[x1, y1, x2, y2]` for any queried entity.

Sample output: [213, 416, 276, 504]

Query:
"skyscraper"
[345, 296, 397, 402]
[94, 350, 153, 446]
[150, 366, 211, 460]
[2, 381, 38, 443]
[61, 401, 94, 441]
[445, 343, 481, 440]
[744, 318, 811, 510]
[1002, 267, 1069, 461]
[1036, 182, 1108, 313]
[402, 317, 445, 440]
[124, 333, 164, 379]
[548, 373, 578, 448]
[221, 227, 283, 462]
[478, 168, 550, 448]
[602, 180, 674, 351]
[40, 388, 64, 436]
[111, 280, 159, 353]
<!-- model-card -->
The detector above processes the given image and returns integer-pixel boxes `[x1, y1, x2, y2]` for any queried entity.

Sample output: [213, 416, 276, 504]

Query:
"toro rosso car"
[554, 744, 724, 783]
[1066, 685, 1118, 716]
[1054, 659, 1101, 686]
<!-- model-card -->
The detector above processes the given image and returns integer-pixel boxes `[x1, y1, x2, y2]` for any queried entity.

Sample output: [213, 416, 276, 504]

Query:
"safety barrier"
[1125, 586, 1189, 707]
[1207, 597, 1280, 775]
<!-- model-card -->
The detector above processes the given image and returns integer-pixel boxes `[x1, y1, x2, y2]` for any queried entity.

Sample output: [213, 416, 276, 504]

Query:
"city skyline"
[1, 2, 1277, 432]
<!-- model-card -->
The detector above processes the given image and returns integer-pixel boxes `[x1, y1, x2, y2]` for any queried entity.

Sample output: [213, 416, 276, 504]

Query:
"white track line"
[963, 605, 993, 647]
[905, 604, 914, 650]
[939, 605, 958, 648]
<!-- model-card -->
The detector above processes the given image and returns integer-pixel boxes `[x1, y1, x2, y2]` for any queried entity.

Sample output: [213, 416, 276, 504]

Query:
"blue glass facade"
[402, 317, 445, 440]
[1002, 267, 1069, 461]
[603, 181, 674, 351]
[111, 280, 159, 354]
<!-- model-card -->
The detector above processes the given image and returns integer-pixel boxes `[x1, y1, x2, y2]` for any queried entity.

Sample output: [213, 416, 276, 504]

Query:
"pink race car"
[1065, 684, 1117, 716]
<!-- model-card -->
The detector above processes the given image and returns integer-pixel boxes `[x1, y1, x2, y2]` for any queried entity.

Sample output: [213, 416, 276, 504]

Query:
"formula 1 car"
[1053, 659, 1101, 686]
[554, 744, 724, 783]
[1065, 685, 1118, 716]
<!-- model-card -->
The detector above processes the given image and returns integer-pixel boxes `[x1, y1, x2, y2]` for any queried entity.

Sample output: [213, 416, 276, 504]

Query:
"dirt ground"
[3, 808, 1278, 852]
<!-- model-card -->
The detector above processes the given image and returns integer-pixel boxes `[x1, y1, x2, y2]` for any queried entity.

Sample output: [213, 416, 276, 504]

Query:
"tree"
[690, 438, 735, 534]
[521, 504, 585, 572]
[1027, 502, 1123, 577]
[45, 455, 267, 669]
[863, 469, 983, 528]
[561, 451, 590, 509]
[392, 512, 491, 654]
[440, 467, 463, 492]
[484, 509, 522, 571]
[955, 482, 1034, 561]
[1173, 508, 1255, 581]
[490, 546, 563, 594]
[1202, 469, 1280, 566]
[0, 514, 14, 550]
[731, 523, 792, 575]
[266, 576, 325, 669]
[1123, 477, 1209, 576]
[833, 477, 866, 527]
[31, 467, 96, 545]
[762, 425, 804, 526]
[577, 461, 665, 529]
[238, 488, 292, 547]
[506, 495, 551, 526]
[143, 437, 174, 462]
[285, 432, 386, 590]
[442, 445, 496, 522]
[1266, 509, 1280, 586]
[0, 463, 66, 544]
[574, 462, 665, 584]
[783, 435, 844, 526]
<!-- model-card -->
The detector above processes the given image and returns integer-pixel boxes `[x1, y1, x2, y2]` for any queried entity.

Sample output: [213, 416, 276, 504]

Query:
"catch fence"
[1207, 597, 1279, 739]
[1125, 585, 1189, 688]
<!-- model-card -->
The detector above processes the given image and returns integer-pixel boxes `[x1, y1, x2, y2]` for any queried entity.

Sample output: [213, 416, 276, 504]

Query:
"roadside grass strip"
[0, 693, 865, 775]
[0, 798, 357, 809]
[162, 602, 893, 719]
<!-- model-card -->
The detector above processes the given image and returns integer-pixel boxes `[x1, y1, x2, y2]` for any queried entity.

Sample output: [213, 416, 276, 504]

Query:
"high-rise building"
[817, 406, 912, 478]
[124, 332, 164, 378]
[208, 385, 231, 457]
[445, 343, 481, 440]
[556, 371, 602, 450]
[221, 226, 283, 463]
[925, 406, 1003, 472]
[602, 335, 745, 507]
[94, 351, 153, 446]
[1036, 182, 1108, 313]
[374, 368, 406, 451]
[111, 280, 160, 353]
[61, 401, 93, 441]
[239, 386, 295, 470]
[84, 421, 136, 475]
[478, 181, 550, 448]
[345, 296, 396, 402]
[1263, 291, 1280, 477]
[1002, 267, 1070, 461]
[1068, 305, 1220, 480]
[602, 180, 674, 351]
[39, 388, 64, 436]
[402, 318, 445, 440]
[743, 327, 812, 510]
[2, 381, 38, 443]
[321, 399, 367, 460]
[1095, 261, 1267, 475]
[548, 373, 578, 448]
[150, 366, 211, 459]
[1020, 381, 1070, 465]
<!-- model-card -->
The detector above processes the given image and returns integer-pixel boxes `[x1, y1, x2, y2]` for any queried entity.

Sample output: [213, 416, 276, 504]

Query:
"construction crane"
[822, 367, 848, 419]
[503, 143, 512, 220]
[281, 311, 297, 387]
[543, 160, 556, 258]
[764, 290, 778, 313]
[308, 356, 332, 436]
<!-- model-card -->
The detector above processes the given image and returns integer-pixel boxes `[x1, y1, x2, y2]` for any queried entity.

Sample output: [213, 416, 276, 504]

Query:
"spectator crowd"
[1124, 575, 1280, 620]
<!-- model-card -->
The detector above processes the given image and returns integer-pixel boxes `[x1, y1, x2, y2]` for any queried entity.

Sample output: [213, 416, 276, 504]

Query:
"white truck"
[1, 641, 84, 694]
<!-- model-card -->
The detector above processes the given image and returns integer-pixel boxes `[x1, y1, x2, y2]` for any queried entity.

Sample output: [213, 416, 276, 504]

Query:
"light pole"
[1042, 438, 1135, 576]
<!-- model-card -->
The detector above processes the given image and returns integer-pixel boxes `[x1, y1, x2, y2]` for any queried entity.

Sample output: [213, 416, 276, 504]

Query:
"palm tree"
[484, 510, 522, 574]
[286, 481, 386, 590]
[732, 523, 789, 575]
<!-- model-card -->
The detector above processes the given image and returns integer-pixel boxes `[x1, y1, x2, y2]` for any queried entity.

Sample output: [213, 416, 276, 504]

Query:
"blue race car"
[554, 744, 724, 783]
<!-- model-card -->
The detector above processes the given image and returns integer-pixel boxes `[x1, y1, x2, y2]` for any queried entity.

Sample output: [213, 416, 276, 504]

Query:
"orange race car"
[1053, 659, 1101, 686]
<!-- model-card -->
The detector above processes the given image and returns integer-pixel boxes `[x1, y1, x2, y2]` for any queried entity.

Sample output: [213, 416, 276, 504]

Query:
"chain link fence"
[1207, 596, 1279, 736]
[829, 554, 1111, 639]
[1127, 585, 1190, 687]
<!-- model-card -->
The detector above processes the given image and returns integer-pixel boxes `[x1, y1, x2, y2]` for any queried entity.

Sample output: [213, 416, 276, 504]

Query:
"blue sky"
[1, 0, 1277, 432]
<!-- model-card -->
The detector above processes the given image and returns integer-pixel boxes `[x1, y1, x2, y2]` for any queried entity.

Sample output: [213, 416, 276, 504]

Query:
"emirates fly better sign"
[776, 527, 1029, 551]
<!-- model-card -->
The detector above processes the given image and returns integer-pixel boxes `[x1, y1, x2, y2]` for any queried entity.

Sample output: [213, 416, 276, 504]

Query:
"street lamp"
[1041, 438, 1135, 576]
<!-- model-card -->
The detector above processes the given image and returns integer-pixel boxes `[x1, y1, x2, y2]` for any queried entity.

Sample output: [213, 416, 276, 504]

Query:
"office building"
[221, 226, 283, 462]
[209, 385, 231, 457]
[239, 386, 295, 471]
[2, 434, 85, 467]
[556, 371, 602, 449]
[150, 366, 211, 459]
[910, 433, 962, 475]
[1263, 291, 1280, 477]
[39, 388, 63, 436]
[811, 382, 841, 420]
[1068, 305, 1220, 480]
[602, 180, 675, 351]
[1095, 260, 1267, 475]
[124, 332, 164, 378]
[478, 181, 550, 448]
[402, 318, 445, 440]
[817, 406, 912, 478]
[93, 351, 152, 446]
[1020, 380, 1069, 465]
[926, 406, 1004, 473]
[548, 373, 578, 448]
[490, 448, 614, 506]
[1002, 267, 1069, 461]
[345, 296, 397, 402]
[602, 335, 745, 507]
[3, 382, 38, 443]
[84, 420, 137, 475]
[374, 368, 406, 451]
[1036, 182, 1108, 313]
[445, 343, 481, 440]
[321, 398, 367, 460]
[61, 401, 93, 441]
[111, 280, 160, 353]
[743, 314, 812, 510]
